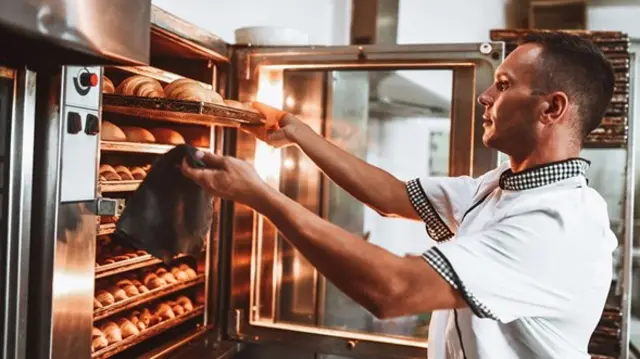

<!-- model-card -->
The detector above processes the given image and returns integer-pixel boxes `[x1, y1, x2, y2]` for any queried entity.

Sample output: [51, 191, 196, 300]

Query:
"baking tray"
[98, 223, 116, 236]
[94, 275, 205, 321]
[100, 180, 141, 193]
[92, 306, 204, 359]
[102, 94, 265, 128]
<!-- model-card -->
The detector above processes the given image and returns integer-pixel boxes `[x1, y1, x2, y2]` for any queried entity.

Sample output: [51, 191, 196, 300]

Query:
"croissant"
[128, 311, 147, 331]
[91, 335, 109, 353]
[103, 76, 115, 94]
[155, 303, 175, 321]
[95, 290, 115, 306]
[171, 303, 185, 316]
[143, 273, 166, 289]
[100, 321, 122, 344]
[109, 286, 128, 302]
[139, 308, 159, 327]
[179, 264, 197, 279]
[99, 164, 121, 181]
[165, 78, 223, 104]
[156, 268, 178, 284]
[116, 75, 165, 98]
[130, 279, 150, 294]
[176, 296, 194, 312]
[114, 165, 134, 181]
[118, 282, 140, 297]
[171, 267, 190, 282]
[93, 298, 103, 310]
[116, 317, 140, 338]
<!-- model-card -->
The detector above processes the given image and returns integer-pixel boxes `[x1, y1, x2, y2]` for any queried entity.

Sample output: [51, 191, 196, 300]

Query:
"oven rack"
[102, 94, 265, 128]
[100, 180, 141, 193]
[95, 254, 189, 280]
[98, 223, 116, 236]
[92, 306, 204, 359]
[100, 140, 210, 155]
[94, 275, 205, 321]
[109, 65, 213, 90]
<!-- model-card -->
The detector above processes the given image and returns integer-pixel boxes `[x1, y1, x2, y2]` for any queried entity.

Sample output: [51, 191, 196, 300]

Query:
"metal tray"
[100, 180, 141, 193]
[94, 275, 205, 321]
[95, 254, 189, 279]
[92, 306, 204, 359]
[102, 94, 265, 128]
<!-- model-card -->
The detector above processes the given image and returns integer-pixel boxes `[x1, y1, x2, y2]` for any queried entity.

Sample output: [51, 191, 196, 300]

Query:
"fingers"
[250, 102, 287, 128]
[194, 150, 225, 169]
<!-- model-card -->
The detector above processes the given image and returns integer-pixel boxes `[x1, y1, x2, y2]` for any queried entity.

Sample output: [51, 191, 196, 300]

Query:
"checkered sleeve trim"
[406, 179, 454, 242]
[422, 247, 498, 320]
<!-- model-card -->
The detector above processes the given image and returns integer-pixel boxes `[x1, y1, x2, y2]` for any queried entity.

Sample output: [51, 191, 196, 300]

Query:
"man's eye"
[496, 81, 508, 91]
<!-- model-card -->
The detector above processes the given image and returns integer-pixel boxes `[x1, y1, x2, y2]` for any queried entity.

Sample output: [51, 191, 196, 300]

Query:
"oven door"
[224, 43, 504, 358]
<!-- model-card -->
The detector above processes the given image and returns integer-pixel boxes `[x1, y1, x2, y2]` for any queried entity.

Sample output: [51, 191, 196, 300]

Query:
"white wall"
[152, 0, 351, 45]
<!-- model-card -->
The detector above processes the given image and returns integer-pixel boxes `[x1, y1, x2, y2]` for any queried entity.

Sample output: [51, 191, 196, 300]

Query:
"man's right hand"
[240, 102, 309, 148]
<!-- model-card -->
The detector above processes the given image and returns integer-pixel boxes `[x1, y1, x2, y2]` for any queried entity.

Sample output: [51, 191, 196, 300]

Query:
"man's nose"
[477, 89, 492, 107]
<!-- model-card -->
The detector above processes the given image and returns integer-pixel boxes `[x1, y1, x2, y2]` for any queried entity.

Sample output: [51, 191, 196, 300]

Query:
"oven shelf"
[98, 223, 116, 236]
[101, 140, 209, 154]
[95, 254, 189, 280]
[100, 180, 141, 193]
[94, 275, 205, 321]
[92, 306, 204, 359]
[102, 94, 265, 128]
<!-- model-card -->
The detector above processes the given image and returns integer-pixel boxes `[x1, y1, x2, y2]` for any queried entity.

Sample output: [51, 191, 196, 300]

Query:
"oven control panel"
[60, 65, 102, 203]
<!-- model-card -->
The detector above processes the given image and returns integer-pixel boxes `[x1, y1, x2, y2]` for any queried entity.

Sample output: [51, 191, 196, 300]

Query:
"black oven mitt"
[114, 144, 212, 264]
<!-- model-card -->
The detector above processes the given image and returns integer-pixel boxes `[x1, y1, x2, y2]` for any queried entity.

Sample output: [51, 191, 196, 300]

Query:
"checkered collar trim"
[498, 158, 590, 191]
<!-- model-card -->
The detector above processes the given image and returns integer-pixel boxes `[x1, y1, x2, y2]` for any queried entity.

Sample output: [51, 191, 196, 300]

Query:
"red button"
[90, 73, 98, 87]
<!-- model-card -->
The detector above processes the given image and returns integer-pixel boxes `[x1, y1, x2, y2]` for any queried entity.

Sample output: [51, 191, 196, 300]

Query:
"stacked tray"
[490, 29, 630, 148]
[588, 305, 622, 358]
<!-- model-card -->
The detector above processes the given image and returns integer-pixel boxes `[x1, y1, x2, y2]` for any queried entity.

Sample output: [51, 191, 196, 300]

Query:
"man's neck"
[509, 146, 581, 173]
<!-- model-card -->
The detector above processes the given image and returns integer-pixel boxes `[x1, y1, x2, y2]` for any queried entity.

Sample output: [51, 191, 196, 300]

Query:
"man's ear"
[540, 91, 569, 125]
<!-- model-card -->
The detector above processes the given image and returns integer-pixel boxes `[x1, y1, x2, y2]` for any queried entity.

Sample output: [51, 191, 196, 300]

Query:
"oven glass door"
[226, 43, 504, 358]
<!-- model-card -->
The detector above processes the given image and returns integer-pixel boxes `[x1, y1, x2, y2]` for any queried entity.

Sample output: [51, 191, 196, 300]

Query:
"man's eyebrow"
[495, 71, 514, 81]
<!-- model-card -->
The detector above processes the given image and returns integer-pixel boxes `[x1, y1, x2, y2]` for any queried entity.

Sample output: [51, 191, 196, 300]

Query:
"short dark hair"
[518, 32, 614, 140]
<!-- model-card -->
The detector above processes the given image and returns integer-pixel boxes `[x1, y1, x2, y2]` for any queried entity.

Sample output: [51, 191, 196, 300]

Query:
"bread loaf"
[149, 128, 185, 145]
[120, 126, 156, 143]
[103, 76, 115, 94]
[114, 165, 134, 181]
[130, 167, 148, 180]
[101, 121, 127, 142]
[116, 75, 165, 98]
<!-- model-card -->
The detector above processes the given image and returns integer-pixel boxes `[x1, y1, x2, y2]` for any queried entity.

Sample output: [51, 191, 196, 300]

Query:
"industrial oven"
[5, 3, 635, 359]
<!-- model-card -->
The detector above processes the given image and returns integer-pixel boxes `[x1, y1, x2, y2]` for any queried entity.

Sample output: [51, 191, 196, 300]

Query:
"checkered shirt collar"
[498, 158, 590, 191]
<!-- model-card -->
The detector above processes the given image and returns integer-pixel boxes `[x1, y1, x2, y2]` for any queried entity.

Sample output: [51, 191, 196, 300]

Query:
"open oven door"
[223, 42, 504, 358]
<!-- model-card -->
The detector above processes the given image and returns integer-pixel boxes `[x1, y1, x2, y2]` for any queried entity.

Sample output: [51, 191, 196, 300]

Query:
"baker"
[181, 32, 616, 359]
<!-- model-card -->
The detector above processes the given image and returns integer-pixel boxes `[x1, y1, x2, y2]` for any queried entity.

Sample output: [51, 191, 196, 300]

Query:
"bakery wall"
[151, 0, 352, 45]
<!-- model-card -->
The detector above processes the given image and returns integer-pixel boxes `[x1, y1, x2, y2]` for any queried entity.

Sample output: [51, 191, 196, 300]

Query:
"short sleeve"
[406, 175, 481, 242]
[422, 206, 579, 323]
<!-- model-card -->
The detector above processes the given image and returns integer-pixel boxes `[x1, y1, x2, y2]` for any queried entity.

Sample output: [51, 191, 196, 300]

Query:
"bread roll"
[120, 126, 156, 143]
[101, 321, 122, 344]
[99, 164, 121, 181]
[101, 121, 127, 142]
[130, 167, 147, 180]
[171, 267, 189, 282]
[103, 76, 115, 94]
[176, 296, 194, 312]
[116, 318, 139, 338]
[96, 290, 115, 306]
[116, 75, 165, 98]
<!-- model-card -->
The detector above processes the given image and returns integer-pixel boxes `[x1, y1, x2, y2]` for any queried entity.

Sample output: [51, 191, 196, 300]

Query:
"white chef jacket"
[406, 158, 617, 359]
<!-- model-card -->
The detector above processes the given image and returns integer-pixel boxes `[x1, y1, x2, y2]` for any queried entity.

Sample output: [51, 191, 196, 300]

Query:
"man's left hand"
[180, 150, 269, 206]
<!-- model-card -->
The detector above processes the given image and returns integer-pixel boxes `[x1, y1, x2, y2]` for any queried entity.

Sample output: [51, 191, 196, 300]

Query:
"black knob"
[85, 113, 100, 135]
[79, 72, 98, 87]
[67, 112, 82, 134]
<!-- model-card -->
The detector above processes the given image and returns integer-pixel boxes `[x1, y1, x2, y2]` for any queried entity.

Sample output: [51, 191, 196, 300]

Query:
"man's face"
[477, 43, 544, 156]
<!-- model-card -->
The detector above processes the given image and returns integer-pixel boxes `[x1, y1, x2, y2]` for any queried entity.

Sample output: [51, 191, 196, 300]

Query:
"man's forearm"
[289, 118, 419, 220]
